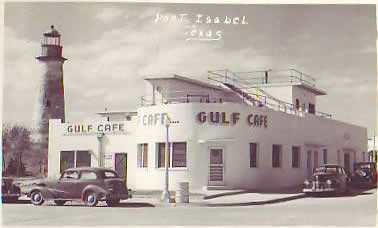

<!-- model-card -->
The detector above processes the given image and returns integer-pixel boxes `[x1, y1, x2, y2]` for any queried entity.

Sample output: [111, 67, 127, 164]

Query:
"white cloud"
[95, 7, 124, 23]
[4, 26, 45, 127]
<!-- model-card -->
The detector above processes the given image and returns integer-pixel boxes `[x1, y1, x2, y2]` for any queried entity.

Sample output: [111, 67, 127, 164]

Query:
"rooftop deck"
[141, 69, 332, 119]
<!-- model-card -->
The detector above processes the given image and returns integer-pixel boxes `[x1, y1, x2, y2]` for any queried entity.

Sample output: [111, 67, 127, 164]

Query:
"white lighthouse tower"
[33, 25, 67, 176]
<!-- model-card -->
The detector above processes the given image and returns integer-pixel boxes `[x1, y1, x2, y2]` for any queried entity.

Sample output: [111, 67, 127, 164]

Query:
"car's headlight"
[326, 179, 332, 185]
[304, 180, 310, 185]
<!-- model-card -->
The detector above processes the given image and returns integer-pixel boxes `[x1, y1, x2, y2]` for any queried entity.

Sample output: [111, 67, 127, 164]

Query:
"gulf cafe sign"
[64, 122, 126, 135]
[139, 112, 268, 128]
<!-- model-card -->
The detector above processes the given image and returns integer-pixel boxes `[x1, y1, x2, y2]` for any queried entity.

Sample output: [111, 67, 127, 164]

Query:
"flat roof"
[145, 74, 234, 94]
[96, 111, 137, 116]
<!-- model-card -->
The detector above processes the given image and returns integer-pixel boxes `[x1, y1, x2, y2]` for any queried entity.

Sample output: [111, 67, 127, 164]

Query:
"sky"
[3, 3, 377, 136]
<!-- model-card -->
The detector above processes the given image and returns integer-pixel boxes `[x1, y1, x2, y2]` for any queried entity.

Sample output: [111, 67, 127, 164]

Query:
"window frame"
[272, 144, 282, 168]
[323, 149, 328, 164]
[60, 150, 91, 173]
[249, 143, 258, 168]
[60, 170, 79, 180]
[292, 146, 300, 168]
[79, 171, 98, 180]
[137, 143, 149, 168]
[156, 142, 187, 169]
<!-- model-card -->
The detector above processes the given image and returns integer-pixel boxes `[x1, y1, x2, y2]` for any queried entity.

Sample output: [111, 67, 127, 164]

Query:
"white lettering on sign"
[153, 13, 248, 42]
[65, 122, 125, 135]
[139, 113, 168, 126]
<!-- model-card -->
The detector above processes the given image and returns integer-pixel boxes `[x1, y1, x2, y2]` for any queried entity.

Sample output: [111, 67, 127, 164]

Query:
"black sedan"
[2, 177, 21, 203]
[28, 167, 132, 207]
[303, 164, 349, 195]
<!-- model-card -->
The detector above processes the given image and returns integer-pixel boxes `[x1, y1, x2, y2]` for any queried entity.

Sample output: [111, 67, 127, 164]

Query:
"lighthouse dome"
[43, 25, 60, 37]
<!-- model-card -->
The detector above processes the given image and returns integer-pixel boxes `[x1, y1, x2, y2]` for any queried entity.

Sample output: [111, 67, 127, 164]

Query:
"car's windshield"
[314, 167, 337, 174]
[103, 171, 118, 178]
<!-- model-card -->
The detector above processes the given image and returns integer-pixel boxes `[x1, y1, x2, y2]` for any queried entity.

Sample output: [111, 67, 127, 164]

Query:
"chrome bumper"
[104, 189, 132, 200]
[303, 188, 336, 193]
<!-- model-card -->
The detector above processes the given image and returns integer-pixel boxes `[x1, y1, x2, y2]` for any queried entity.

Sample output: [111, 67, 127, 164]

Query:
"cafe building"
[48, 69, 367, 191]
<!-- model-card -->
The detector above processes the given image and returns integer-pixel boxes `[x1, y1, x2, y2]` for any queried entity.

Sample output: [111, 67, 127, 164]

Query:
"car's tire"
[30, 191, 45, 205]
[84, 191, 98, 207]
[54, 200, 67, 206]
[106, 199, 120, 207]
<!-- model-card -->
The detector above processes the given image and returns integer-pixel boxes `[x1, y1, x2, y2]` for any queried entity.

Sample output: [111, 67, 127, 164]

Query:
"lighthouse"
[33, 25, 67, 176]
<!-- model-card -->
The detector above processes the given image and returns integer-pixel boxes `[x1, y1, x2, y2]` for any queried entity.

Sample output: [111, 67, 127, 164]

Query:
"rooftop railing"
[208, 68, 316, 88]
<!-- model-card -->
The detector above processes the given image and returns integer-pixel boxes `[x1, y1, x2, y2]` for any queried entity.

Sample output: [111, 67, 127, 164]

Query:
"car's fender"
[28, 186, 55, 199]
[81, 185, 108, 200]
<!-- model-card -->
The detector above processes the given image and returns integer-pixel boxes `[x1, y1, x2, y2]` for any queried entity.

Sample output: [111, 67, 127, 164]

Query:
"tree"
[2, 124, 32, 176]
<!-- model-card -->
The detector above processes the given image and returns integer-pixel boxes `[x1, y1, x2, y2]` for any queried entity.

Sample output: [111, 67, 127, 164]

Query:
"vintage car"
[28, 167, 132, 207]
[351, 162, 377, 187]
[2, 177, 21, 203]
[303, 164, 350, 195]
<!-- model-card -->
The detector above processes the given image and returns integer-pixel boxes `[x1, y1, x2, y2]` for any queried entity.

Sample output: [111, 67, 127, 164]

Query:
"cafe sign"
[196, 111, 268, 128]
[64, 122, 126, 135]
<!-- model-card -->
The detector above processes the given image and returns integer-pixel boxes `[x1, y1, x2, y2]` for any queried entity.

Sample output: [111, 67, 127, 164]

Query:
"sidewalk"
[130, 189, 306, 207]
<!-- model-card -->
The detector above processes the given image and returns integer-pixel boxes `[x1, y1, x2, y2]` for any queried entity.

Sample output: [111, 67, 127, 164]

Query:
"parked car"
[28, 167, 132, 207]
[2, 177, 21, 203]
[351, 162, 377, 187]
[303, 164, 350, 195]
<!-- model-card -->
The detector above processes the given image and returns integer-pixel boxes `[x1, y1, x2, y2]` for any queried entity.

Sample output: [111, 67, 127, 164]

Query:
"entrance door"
[344, 153, 350, 174]
[114, 153, 127, 180]
[209, 148, 224, 185]
[307, 150, 312, 178]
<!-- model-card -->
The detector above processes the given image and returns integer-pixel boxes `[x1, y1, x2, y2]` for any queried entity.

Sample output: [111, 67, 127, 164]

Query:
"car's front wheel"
[84, 191, 98, 207]
[30, 191, 44, 205]
[106, 199, 120, 207]
[54, 200, 67, 206]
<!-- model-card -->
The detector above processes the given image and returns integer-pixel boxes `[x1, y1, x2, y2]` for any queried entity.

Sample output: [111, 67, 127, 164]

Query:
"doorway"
[344, 153, 350, 174]
[208, 148, 224, 186]
[114, 153, 128, 181]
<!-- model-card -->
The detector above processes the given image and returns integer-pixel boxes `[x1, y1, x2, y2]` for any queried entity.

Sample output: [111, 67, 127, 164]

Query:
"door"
[344, 153, 350, 174]
[57, 170, 79, 199]
[307, 150, 312, 178]
[115, 153, 127, 180]
[208, 148, 224, 185]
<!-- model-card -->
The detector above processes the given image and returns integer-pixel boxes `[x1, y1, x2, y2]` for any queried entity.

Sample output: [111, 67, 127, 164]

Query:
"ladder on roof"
[208, 69, 289, 110]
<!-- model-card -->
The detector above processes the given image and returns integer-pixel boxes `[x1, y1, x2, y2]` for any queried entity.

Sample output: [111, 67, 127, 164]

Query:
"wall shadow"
[207, 194, 308, 207]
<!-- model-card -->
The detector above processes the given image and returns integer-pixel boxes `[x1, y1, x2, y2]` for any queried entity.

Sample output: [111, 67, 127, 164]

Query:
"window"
[158, 143, 169, 168]
[60, 150, 91, 173]
[308, 103, 315, 114]
[172, 143, 186, 167]
[137, 144, 148, 168]
[295, 99, 300, 110]
[337, 150, 341, 164]
[76, 150, 91, 167]
[323, 149, 328, 164]
[272, 145, 282, 168]
[292, 146, 300, 168]
[80, 171, 97, 180]
[157, 142, 187, 168]
[60, 151, 74, 173]
[249, 143, 257, 168]
[61, 170, 79, 180]
[103, 171, 118, 179]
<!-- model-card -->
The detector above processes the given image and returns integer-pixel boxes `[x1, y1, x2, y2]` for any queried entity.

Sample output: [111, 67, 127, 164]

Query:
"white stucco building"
[48, 69, 367, 191]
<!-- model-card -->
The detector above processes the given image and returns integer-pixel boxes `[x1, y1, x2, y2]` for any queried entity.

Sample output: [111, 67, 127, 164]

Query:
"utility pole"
[161, 115, 171, 202]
